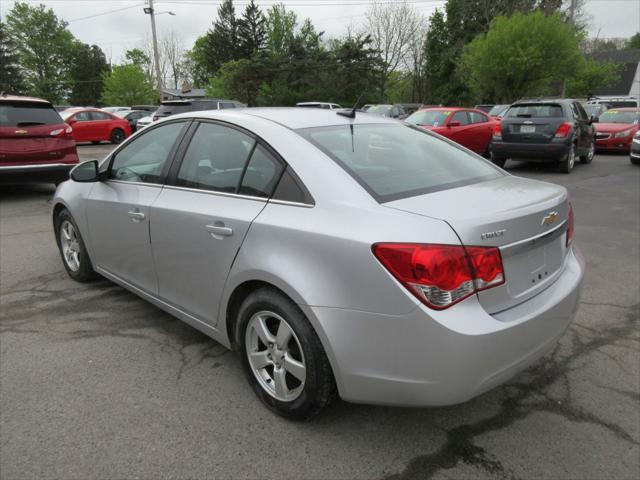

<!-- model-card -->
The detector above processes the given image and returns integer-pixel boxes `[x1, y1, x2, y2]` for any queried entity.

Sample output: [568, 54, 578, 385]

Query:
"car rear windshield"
[0, 101, 63, 127]
[298, 124, 502, 202]
[488, 104, 509, 116]
[505, 103, 563, 118]
[156, 103, 194, 116]
[367, 105, 392, 115]
[598, 109, 640, 124]
[406, 110, 449, 127]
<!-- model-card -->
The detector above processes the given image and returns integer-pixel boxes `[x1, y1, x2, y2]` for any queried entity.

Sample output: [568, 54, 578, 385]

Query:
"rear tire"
[237, 287, 336, 420]
[580, 139, 595, 164]
[110, 128, 125, 144]
[54, 209, 98, 282]
[91, 141, 101, 145]
[558, 143, 576, 173]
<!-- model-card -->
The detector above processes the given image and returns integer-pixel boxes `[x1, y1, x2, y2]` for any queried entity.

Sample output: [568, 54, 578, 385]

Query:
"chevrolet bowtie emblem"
[541, 211, 559, 226]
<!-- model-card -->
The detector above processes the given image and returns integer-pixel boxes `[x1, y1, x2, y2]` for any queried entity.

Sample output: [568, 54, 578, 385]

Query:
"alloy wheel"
[60, 220, 81, 272]
[245, 311, 306, 402]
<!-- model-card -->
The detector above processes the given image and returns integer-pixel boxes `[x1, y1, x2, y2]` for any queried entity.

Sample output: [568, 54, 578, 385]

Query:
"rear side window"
[451, 111, 470, 125]
[239, 145, 283, 198]
[272, 167, 314, 204]
[298, 124, 502, 203]
[176, 122, 254, 193]
[469, 111, 489, 124]
[0, 102, 63, 126]
[91, 111, 111, 121]
[506, 104, 563, 118]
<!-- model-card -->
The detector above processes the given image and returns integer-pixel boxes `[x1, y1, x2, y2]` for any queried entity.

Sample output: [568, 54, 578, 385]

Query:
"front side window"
[469, 111, 489, 124]
[110, 121, 186, 184]
[70, 111, 92, 122]
[176, 122, 254, 193]
[298, 124, 502, 202]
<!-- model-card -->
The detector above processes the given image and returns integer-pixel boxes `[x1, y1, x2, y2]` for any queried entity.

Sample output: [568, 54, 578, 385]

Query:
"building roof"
[588, 49, 640, 96]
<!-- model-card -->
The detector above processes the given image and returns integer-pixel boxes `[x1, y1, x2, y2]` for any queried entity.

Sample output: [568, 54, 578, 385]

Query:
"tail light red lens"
[372, 243, 505, 310]
[50, 126, 73, 137]
[492, 123, 502, 139]
[566, 204, 574, 247]
[554, 122, 571, 138]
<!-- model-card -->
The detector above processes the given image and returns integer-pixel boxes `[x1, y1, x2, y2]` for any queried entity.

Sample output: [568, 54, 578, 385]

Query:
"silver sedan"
[52, 108, 585, 419]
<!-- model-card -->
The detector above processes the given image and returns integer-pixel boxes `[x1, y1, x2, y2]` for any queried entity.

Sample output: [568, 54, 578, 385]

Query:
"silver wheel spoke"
[274, 367, 288, 398]
[249, 350, 271, 370]
[254, 315, 275, 345]
[283, 353, 306, 382]
[275, 320, 292, 349]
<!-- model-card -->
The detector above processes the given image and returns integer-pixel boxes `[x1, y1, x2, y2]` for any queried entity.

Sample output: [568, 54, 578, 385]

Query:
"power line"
[68, 3, 145, 23]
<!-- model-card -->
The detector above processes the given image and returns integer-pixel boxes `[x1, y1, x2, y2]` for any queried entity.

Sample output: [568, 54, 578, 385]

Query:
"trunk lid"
[384, 175, 570, 314]
[500, 103, 566, 144]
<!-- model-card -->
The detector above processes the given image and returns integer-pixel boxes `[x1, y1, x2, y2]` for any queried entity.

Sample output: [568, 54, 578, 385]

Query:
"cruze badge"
[541, 211, 559, 226]
[481, 229, 506, 240]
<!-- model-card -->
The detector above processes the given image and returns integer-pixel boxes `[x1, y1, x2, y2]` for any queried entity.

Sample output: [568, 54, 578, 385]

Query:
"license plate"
[520, 125, 536, 133]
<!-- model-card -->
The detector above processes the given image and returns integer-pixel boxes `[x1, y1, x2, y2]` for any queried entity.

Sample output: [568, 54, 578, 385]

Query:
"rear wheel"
[238, 287, 335, 420]
[110, 128, 125, 144]
[580, 138, 595, 164]
[558, 143, 576, 173]
[54, 209, 98, 282]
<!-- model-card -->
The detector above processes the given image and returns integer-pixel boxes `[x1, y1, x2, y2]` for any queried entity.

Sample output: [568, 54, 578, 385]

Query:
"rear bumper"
[491, 140, 569, 161]
[304, 247, 585, 407]
[0, 162, 76, 184]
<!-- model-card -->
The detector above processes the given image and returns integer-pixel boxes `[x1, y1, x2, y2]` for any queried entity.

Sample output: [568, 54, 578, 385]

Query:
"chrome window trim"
[268, 198, 315, 208]
[106, 179, 163, 188]
[163, 184, 268, 202]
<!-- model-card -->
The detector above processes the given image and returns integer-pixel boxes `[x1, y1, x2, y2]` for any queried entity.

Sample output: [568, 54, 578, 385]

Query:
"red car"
[0, 94, 79, 185]
[406, 107, 495, 155]
[594, 108, 640, 152]
[60, 107, 131, 144]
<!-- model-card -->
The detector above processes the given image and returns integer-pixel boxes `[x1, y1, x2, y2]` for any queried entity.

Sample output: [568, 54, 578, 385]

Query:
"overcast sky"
[0, 0, 638, 64]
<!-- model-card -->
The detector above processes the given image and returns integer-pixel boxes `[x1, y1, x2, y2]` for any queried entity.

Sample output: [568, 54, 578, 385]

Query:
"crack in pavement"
[383, 303, 640, 480]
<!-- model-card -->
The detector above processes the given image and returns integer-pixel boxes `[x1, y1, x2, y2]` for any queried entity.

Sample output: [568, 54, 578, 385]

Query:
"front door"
[86, 120, 188, 293]
[151, 121, 284, 325]
[68, 111, 93, 142]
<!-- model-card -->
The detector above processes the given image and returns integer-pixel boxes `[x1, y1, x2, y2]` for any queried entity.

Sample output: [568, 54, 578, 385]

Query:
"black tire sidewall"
[54, 209, 97, 282]
[237, 288, 333, 420]
[111, 129, 125, 144]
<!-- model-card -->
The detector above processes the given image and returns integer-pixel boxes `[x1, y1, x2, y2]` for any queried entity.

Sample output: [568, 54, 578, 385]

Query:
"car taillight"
[566, 204, 574, 247]
[372, 243, 505, 310]
[554, 122, 572, 138]
[50, 125, 73, 137]
[492, 123, 502, 139]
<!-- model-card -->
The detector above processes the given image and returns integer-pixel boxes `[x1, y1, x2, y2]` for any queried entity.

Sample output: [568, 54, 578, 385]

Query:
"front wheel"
[580, 139, 595, 164]
[54, 209, 98, 282]
[238, 287, 335, 420]
[110, 128, 125, 144]
[558, 143, 577, 173]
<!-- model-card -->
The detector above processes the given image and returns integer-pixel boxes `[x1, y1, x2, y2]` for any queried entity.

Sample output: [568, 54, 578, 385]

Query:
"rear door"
[571, 102, 592, 152]
[468, 110, 493, 154]
[501, 103, 565, 144]
[150, 121, 284, 326]
[86, 120, 189, 293]
[90, 111, 113, 140]
[446, 111, 475, 149]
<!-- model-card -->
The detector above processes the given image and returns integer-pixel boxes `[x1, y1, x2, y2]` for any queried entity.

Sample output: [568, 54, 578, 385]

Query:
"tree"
[101, 64, 156, 105]
[5, 2, 76, 102]
[459, 12, 584, 102]
[423, 10, 450, 104]
[69, 43, 109, 106]
[565, 59, 620, 97]
[238, 0, 267, 57]
[265, 4, 297, 56]
[161, 31, 186, 89]
[0, 20, 25, 94]
[628, 32, 640, 49]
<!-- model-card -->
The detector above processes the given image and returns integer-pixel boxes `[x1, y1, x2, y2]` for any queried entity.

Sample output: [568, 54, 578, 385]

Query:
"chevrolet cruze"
[52, 108, 585, 419]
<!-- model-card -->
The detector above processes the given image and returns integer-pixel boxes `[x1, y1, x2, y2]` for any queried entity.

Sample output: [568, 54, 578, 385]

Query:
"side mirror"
[448, 121, 461, 127]
[70, 160, 99, 182]
[590, 115, 598, 124]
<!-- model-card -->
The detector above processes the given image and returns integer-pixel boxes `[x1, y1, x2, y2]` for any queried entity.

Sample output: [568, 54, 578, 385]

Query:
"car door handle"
[127, 211, 146, 222]
[206, 224, 233, 238]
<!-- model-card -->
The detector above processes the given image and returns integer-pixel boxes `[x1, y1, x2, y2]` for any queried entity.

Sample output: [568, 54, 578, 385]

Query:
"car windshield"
[598, 110, 640, 124]
[506, 104, 563, 118]
[488, 104, 509, 116]
[405, 110, 450, 127]
[367, 105, 392, 115]
[584, 105, 606, 117]
[0, 102, 63, 126]
[156, 103, 193, 116]
[298, 124, 502, 202]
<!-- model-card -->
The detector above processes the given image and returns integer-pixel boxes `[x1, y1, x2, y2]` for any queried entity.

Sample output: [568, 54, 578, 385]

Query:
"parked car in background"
[61, 108, 131, 144]
[474, 104, 494, 113]
[487, 104, 510, 120]
[296, 102, 342, 110]
[586, 96, 638, 108]
[151, 99, 246, 123]
[366, 104, 406, 119]
[0, 94, 78, 185]
[593, 108, 640, 153]
[136, 114, 154, 130]
[583, 103, 611, 121]
[115, 110, 149, 133]
[396, 103, 423, 115]
[406, 107, 494, 156]
[631, 130, 640, 165]
[102, 106, 130, 114]
[131, 104, 159, 113]
[490, 99, 595, 173]
[361, 104, 372, 111]
[52, 107, 584, 419]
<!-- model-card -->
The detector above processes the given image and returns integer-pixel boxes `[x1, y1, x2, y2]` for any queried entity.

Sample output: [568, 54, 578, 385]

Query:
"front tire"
[110, 128, 125, 144]
[54, 209, 98, 282]
[237, 287, 335, 420]
[558, 142, 577, 173]
[580, 139, 595, 164]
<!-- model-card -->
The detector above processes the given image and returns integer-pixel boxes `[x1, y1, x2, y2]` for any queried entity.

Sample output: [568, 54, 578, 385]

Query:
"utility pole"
[145, 0, 164, 103]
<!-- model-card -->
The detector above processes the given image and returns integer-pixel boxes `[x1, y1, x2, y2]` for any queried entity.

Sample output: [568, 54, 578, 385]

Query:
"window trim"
[105, 119, 192, 185]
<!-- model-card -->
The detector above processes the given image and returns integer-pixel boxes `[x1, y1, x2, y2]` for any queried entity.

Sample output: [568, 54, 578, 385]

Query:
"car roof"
[0, 94, 51, 104]
[174, 107, 398, 129]
[603, 107, 640, 112]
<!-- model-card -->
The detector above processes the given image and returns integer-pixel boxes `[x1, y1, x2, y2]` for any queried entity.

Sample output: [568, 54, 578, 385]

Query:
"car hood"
[595, 122, 636, 133]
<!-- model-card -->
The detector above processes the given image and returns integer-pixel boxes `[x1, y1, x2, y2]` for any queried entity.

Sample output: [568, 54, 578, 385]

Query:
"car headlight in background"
[614, 129, 634, 138]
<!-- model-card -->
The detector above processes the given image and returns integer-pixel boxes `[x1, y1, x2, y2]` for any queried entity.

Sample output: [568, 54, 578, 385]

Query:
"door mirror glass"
[70, 160, 99, 182]
[448, 121, 461, 127]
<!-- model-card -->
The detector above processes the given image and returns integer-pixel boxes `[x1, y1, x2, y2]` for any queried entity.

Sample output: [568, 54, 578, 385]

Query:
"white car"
[135, 115, 154, 130]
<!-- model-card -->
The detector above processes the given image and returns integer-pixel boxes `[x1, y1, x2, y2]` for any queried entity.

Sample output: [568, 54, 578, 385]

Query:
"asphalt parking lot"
[1, 145, 638, 479]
